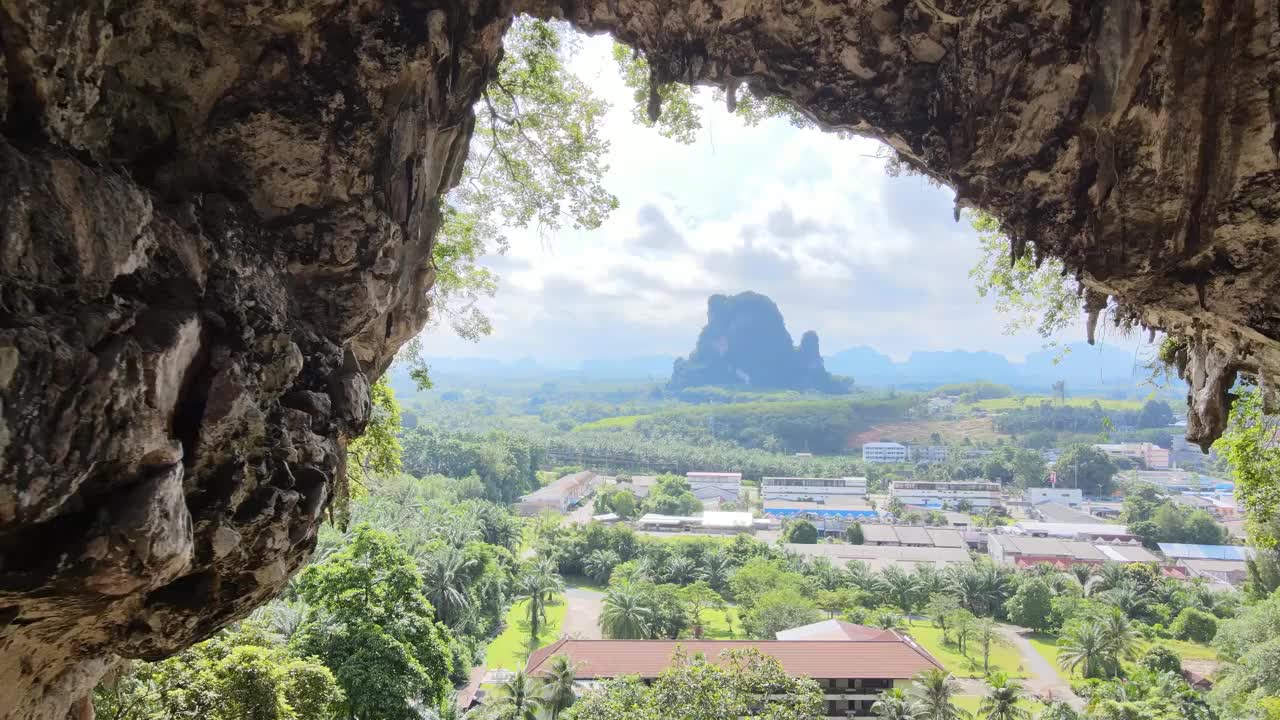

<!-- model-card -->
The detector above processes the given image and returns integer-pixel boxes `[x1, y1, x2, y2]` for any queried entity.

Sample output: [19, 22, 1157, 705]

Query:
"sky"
[421, 29, 1142, 366]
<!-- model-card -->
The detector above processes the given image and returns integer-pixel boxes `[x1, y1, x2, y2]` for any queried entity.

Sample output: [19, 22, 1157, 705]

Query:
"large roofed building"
[525, 631, 943, 718]
[783, 542, 972, 571]
[989, 534, 1159, 568]
[515, 471, 599, 515]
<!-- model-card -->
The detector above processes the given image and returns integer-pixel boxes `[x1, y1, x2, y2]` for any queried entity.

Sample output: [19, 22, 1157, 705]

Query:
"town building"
[612, 474, 659, 499]
[910, 445, 950, 464]
[775, 619, 901, 641]
[1027, 488, 1083, 506]
[1009, 521, 1135, 541]
[862, 442, 909, 463]
[988, 535, 1159, 568]
[636, 511, 758, 534]
[763, 499, 878, 521]
[1157, 543, 1253, 585]
[524, 633, 943, 718]
[515, 471, 599, 515]
[1032, 502, 1102, 525]
[856, 524, 966, 548]
[761, 476, 868, 501]
[1094, 442, 1171, 470]
[889, 480, 1003, 509]
[691, 485, 741, 508]
[783, 542, 972, 572]
[685, 471, 743, 493]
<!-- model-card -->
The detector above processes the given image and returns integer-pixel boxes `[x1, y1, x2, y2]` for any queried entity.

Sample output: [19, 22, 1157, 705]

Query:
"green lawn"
[1026, 633, 1069, 682]
[1154, 638, 1217, 661]
[1025, 633, 1217, 682]
[485, 596, 567, 671]
[695, 606, 744, 639]
[905, 623, 1028, 679]
[961, 395, 1144, 412]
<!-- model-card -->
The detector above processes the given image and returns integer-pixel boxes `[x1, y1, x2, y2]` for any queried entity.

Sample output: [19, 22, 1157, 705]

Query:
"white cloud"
[420, 30, 1133, 365]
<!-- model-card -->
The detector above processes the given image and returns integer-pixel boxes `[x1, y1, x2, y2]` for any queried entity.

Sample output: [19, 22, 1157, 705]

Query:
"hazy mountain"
[668, 292, 842, 392]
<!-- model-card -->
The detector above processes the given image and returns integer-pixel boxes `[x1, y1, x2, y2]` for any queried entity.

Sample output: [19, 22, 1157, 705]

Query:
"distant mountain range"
[824, 342, 1154, 390]
[406, 340, 1167, 394]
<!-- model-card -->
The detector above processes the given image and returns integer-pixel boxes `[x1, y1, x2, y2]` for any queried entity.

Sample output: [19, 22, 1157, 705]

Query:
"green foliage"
[982, 447, 1048, 488]
[642, 474, 702, 516]
[401, 428, 542, 503]
[93, 625, 344, 720]
[1170, 607, 1219, 643]
[292, 526, 453, 718]
[564, 647, 824, 720]
[846, 522, 866, 544]
[342, 377, 403, 523]
[1052, 444, 1118, 496]
[968, 210, 1078, 339]
[909, 668, 970, 720]
[432, 18, 616, 340]
[1138, 645, 1183, 675]
[1122, 484, 1228, 548]
[783, 519, 819, 544]
[742, 587, 822, 639]
[600, 580, 656, 639]
[978, 672, 1031, 720]
[1005, 578, 1054, 633]
[1217, 389, 1280, 545]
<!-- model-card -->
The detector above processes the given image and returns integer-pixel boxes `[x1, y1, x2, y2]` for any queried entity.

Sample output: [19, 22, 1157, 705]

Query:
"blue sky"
[421, 30, 1145, 365]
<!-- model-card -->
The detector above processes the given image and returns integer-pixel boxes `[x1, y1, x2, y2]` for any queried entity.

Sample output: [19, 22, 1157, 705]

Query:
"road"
[996, 625, 1084, 710]
[561, 586, 604, 639]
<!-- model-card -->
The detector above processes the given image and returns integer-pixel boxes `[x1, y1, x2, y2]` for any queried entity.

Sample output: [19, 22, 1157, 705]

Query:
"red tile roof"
[525, 638, 942, 680]
[774, 619, 900, 642]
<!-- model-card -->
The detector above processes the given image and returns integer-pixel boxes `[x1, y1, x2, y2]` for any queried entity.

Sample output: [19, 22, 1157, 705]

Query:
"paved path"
[561, 586, 604, 639]
[996, 625, 1084, 710]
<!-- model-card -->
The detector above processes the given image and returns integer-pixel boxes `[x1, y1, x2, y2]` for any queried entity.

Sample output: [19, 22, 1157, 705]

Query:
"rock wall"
[0, 1, 510, 717]
[1, 0, 1278, 717]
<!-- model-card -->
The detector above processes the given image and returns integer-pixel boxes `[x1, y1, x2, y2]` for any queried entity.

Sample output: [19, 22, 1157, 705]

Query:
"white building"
[911, 445, 950, 464]
[1094, 442, 1171, 470]
[685, 471, 742, 494]
[890, 480, 1003, 509]
[1027, 488, 1083, 506]
[862, 442, 909, 463]
[761, 476, 868, 501]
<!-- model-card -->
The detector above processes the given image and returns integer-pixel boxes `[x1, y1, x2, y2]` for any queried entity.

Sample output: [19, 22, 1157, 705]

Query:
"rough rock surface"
[0, 0, 1278, 718]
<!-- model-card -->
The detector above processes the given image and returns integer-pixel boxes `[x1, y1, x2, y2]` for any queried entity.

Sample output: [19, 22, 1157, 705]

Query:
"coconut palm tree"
[600, 580, 653, 639]
[665, 555, 698, 584]
[881, 565, 920, 619]
[1100, 608, 1139, 663]
[423, 546, 478, 628]
[806, 557, 845, 591]
[1056, 620, 1116, 679]
[977, 672, 1031, 720]
[582, 550, 620, 585]
[870, 687, 916, 720]
[515, 562, 564, 642]
[1068, 564, 1095, 587]
[537, 654, 578, 719]
[1100, 581, 1146, 619]
[489, 670, 540, 720]
[913, 563, 946, 601]
[698, 549, 734, 592]
[847, 560, 883, 594]
[909, 668, 970, 720]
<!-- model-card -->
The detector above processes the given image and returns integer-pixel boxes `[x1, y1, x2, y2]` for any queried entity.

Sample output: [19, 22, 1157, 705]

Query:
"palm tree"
[1056, 620, 1116, 679]
[806, 557, 845, 591]
[909, 668, 970, 720]
[698, 549, 734, 592]
[1100, 609, 1138, 663]
[870, 687, 916, 720]
[489, 670, 540, 720]
[1085, 562, 1127, 597]
[600, 580, 653, 639]
[665, 556, 697, 584]
[537, 655, 577, 719]
[913, 564, 945, 601]
[423, 547, 478, 628]
[881, 565, 920, 620]
[515, 562, 564, 642]
[1100, 581, 1146, 619]
[847, 560, 883, 594]
[582, 550, 620, 585]
[977, 672, 1030, 720]
[1068, 564, 1094, 587]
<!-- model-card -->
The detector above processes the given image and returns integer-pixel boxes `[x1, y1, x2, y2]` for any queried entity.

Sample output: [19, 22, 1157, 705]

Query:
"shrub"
[1138, 644, 1182, 674]
[1170, 607, 1218, 643]
[783, 520, 818, 544]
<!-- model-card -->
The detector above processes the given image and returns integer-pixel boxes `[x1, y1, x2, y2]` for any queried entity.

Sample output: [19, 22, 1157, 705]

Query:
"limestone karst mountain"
[669, 292, 843, 392]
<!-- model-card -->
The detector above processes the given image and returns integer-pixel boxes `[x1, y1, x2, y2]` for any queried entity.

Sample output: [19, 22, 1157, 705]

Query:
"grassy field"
[1025, 632, 1215, 681]
[960, 395, 1145, 412]
[905, 622, 1028, 678]
[573, 414, 649, 431]
[848, 416, 1006, 445]
[485, 596, 568, 671]
[695, 606, 743, 639]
